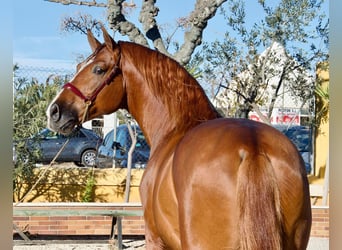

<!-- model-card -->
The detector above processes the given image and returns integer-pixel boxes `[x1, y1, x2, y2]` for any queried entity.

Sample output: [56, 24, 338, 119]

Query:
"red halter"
[62, 44, 121, 123]
[63, 65, 120, 104]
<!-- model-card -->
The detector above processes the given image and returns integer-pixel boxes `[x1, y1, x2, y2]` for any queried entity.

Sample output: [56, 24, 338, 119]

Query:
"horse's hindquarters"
[172, 118, 311, 250]
[174, 146, 240, 249]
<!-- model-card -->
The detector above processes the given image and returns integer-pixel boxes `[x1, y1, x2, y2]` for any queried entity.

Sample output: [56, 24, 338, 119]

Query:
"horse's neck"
[126, 81, 220, 150]
[126, 88, 180, 147]
[121, 44, 220, 148]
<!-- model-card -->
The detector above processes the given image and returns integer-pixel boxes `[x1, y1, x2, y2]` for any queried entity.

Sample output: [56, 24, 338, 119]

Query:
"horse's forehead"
[77, 58, 94, 71]
[76, 49, 109, 73]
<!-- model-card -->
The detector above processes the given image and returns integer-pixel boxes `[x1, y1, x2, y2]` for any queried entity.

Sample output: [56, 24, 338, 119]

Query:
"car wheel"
[81, 149, 97, 167]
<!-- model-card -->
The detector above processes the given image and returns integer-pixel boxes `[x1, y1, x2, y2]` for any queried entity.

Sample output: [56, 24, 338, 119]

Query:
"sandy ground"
[13, 237, 328, 250]
[13, 238, 145, 250]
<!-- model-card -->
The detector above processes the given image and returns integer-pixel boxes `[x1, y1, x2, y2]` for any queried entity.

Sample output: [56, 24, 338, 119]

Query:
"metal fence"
[14, 64, 74, 85]
[13, 64, 150, 169]
[13, 64, 315, 173]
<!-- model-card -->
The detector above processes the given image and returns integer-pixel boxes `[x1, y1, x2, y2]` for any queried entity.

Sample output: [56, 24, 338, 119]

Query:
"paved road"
[13, 237, 328, 250]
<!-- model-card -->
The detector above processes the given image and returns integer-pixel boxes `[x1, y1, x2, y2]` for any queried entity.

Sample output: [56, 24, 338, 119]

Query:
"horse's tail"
[237, 151, 283, 250]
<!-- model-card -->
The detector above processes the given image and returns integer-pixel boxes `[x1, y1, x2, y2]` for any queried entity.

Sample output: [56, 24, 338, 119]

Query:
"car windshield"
[35, 129, 58, 139]
[136, 133, 149, 150]
[115, 126, 149, 150]
[34, 128, 88, 140]
[103, 131, 114, 147]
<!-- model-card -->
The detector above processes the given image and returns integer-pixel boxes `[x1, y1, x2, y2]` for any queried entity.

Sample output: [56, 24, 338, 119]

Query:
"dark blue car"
[275, 125, 313, 174]
[14, 127, 102, 167]
[95, 124, 150, 168]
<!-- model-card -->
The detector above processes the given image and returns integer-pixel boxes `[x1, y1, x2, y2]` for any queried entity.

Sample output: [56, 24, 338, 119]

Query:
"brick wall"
[310, 206, 329, 238]
[13, 204, 144, 236]
[13, 205, 329, 238]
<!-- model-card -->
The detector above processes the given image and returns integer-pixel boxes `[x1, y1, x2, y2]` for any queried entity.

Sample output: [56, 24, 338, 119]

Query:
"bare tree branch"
[46, 0, 228, 65]
[45, 0, 107, 7]
[250, 103, 271, 125]
[174, 0, 228, 65]
[61, 13, 103, 35]
[138, 0, 170, 56]
[107, 0, 149, 46]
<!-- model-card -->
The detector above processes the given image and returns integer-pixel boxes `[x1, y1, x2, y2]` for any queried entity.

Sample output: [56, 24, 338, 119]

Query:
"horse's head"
[47, 27, 125, 135]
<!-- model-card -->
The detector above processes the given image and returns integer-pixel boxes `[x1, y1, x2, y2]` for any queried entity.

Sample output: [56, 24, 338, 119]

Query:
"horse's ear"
[101, 26, 117, 51]
[87, 29, 101, 52]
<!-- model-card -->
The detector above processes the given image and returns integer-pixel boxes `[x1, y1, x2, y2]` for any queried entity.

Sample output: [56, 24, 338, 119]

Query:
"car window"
[116, 129, 130, 148]
[104, 131, 114, 148]
[136, 133, 149, 150]
[44, 131, 58, 140]
[116, 127, 148, 149]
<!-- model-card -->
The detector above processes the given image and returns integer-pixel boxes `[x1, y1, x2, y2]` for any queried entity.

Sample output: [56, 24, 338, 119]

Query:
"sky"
[13, 0, 328, 70]
[13, 0, 227, 69]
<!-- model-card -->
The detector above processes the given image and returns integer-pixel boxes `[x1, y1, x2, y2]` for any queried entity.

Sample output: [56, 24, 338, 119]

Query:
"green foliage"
[13, 64, 69, 201]
[13, 66, 64, 140]
[81, 168, 96, 202]
[185, 60, 203, 79]
[196, 0, 328, 119]
[315, 82, 329, 125]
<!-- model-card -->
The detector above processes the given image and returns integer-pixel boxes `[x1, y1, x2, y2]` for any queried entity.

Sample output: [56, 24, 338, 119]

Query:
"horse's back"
[172, 118, 311, 249]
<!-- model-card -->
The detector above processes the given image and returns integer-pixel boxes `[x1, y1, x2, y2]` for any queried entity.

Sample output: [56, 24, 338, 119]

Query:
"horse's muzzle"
[47, 102, 78, 135]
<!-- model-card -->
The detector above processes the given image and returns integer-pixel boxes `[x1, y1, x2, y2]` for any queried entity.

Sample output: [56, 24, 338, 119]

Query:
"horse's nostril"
[50, 103, 60, 122]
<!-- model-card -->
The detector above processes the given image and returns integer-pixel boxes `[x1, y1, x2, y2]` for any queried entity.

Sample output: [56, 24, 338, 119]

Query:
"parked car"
[14, 127, 102, 167]
[96, 124, 150, 168]
[275, 125, 312, 174]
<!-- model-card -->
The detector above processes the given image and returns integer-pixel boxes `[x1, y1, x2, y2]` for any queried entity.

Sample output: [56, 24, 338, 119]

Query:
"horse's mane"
[120, 41, 221, 130]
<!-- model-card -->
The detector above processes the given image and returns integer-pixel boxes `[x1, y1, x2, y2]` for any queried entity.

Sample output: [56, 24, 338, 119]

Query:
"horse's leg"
[140, 155, 181, 250]
[174, 165, 239, 249]
[173, 145, 240, 249]
[276, 168, 312, 250]
[140, 167, 166, 250]
[144, 223, 165, 250]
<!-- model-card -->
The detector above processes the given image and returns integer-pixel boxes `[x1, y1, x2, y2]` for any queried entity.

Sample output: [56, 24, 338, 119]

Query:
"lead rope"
[14, 100, 92, 207]
[13, 137, 70, 206]
[14, 80, 96, 242]
[81, 101, 92, 123]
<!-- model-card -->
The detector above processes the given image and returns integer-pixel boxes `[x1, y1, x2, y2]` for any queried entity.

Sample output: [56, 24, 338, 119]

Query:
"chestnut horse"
[47, 28, 311, 249]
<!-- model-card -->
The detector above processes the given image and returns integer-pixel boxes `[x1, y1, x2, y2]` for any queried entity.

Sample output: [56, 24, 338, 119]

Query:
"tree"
[13, 64, 70, 201]
[196, 0, 328, 121]
[315, 62, 329, 127]
[45, 0, 227, 65]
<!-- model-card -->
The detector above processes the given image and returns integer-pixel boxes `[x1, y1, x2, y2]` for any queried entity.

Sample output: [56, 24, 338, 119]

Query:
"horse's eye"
[93, 66, 105, 75]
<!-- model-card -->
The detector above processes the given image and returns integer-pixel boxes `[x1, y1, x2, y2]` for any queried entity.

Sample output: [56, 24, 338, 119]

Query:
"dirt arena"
[13, 237, 329, 250]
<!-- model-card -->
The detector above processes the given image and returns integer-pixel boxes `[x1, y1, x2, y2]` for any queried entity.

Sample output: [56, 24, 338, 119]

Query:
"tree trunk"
[47, 0, 228, 65]
[107, 0, 150, 47]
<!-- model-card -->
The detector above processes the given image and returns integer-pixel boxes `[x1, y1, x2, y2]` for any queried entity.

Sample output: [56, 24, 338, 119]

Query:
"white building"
[213, 41, 314, 125]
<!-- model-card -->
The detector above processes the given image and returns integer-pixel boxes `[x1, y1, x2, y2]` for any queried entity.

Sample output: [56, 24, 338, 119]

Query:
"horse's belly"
[140, 153, 181, 249]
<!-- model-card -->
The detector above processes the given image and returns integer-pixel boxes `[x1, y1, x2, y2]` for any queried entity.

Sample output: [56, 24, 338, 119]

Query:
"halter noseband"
[63, 65, 120, 104]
